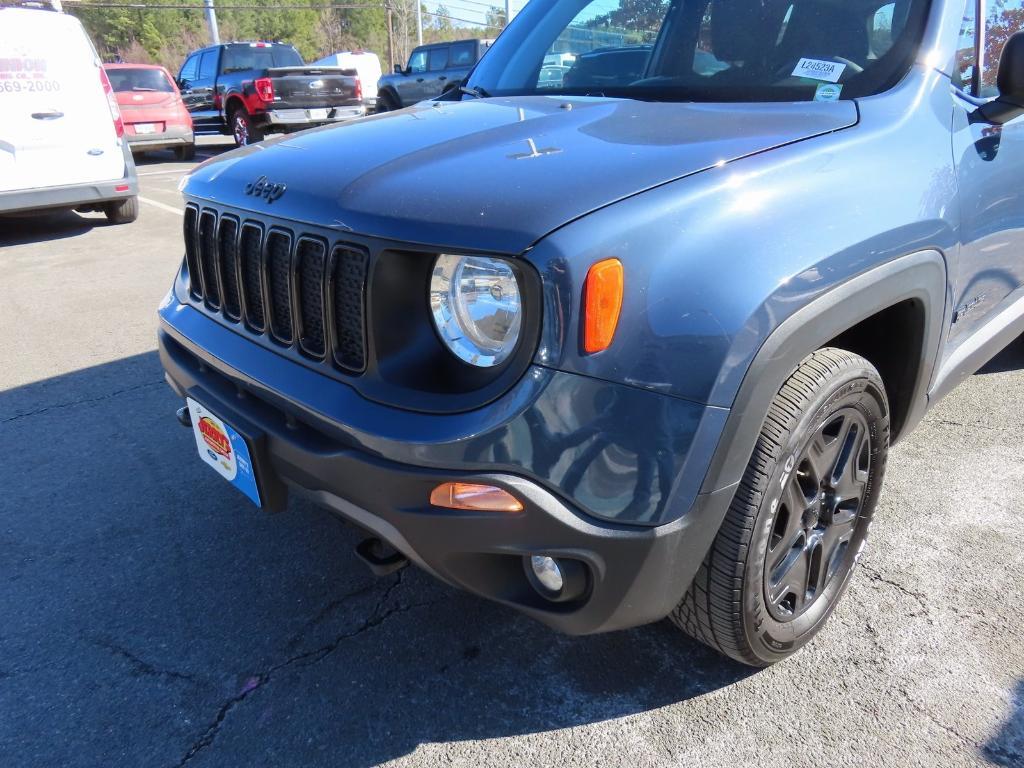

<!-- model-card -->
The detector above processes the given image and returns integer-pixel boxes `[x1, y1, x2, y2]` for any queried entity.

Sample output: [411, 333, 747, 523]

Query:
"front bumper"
[126, 126, 194, 152]
[263, 106, 366, 127]
[158, 295, 735, 634]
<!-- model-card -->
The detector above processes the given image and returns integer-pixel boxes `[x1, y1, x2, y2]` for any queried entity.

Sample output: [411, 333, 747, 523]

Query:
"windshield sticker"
[814, 83, 843, 102]
[792, 58, 846, 83]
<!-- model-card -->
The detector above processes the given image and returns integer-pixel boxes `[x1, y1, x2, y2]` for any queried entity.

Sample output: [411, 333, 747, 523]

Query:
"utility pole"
[386, 7, 395, 71]
[203, 0, 220, 45]
[504, 0, 510, 27]
[416, 2, 423, 46]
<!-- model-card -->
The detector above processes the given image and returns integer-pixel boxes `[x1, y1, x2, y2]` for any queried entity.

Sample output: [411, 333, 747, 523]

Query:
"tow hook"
[355, 537, 409, 577]
[176, 406, 192, 428]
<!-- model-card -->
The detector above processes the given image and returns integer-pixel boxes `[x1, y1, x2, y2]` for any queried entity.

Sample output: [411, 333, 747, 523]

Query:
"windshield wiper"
[459, 85, 490, 100]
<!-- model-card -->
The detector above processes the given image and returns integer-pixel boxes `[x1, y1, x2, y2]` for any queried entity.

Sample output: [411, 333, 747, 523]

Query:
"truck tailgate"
[267, 66, 360, 108]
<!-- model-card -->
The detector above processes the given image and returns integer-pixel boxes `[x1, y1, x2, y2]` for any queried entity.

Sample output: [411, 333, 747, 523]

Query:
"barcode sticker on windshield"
[792, 58, 846, 83]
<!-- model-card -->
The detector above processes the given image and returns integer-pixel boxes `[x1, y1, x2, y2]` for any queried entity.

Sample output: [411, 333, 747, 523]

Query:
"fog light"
[429, 482, 524, 512]
[524, 555, 588, 602]
[530, 556, 564, 593]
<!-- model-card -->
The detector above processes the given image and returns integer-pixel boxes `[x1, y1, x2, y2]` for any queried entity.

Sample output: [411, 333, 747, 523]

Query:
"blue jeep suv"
[159, 0, 1024, 666]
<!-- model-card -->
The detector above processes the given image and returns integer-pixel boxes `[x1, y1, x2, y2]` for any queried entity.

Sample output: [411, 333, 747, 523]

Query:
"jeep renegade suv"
[159, 0, 1024, 666]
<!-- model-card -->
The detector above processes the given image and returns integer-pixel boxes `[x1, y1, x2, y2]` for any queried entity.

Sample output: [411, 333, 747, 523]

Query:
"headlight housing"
[430, 254, 523, 367]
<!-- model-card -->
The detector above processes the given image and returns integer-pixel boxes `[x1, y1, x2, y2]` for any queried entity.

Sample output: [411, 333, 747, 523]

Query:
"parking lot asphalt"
[1, 136, 1022, 768]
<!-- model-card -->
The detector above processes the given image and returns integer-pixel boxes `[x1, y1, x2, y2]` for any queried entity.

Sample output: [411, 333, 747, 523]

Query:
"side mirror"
[394, 64, 405, 75]
[974, 31, 1024, 125]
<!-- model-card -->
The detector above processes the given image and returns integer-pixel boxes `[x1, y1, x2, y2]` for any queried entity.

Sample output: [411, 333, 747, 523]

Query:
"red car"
[103, 63, 195, 160]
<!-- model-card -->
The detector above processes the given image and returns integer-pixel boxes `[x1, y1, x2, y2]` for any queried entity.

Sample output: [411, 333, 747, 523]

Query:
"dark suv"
[376, 38, 493, 110]
[160, 0, 1024, 666]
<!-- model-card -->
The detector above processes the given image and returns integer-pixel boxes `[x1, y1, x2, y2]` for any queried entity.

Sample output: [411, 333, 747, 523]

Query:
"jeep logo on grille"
[244, 176, 286, 203]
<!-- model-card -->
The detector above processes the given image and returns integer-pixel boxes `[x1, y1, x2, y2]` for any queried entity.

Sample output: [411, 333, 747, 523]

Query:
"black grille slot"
[295, 239, 327, 358]
[218, 217, 241, 320]
[266, 230, 294, 343]
[182, 203, 371, 379]
[198, 210, 220, 308]
[239, 223, 266, 330]
[183, 206, 202, 299]
[331, 246, 368, 372]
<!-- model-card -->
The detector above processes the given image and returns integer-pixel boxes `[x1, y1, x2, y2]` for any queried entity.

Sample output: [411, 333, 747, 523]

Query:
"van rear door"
[0, 9, 125, 193]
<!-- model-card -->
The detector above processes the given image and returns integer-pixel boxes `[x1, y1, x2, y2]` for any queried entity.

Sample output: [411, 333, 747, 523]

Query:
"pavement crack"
[173, 673, 269, 768]
[284, 580, 379, 650]
[89, 636, 199, 685]
[858, 563, 930, 615]
[170, 571, 445, 768]
[896, 686, 980, 749]
[925, 417, 1010, 433]
[1, 380, 165, 425]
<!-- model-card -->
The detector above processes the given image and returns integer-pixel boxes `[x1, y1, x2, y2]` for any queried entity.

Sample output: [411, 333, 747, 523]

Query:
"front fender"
[698, 249, 948, 494]
[528, 70, 955, 397]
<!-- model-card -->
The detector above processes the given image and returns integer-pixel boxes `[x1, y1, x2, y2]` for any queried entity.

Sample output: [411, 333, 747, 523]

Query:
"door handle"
[31, 110, 64, 120]
[417, 78, 425, 83]
[438, 76, 447, 81]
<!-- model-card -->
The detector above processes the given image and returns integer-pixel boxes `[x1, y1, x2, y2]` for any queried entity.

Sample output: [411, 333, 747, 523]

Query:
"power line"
[64, 0, 507, 29]
[64, 2, 390, 9]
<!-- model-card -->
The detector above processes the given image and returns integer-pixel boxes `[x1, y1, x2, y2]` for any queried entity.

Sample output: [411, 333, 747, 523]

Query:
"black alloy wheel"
[672, 347, 890, 666]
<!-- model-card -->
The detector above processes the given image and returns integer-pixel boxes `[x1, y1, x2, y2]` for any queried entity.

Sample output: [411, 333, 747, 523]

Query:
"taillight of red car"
[99, 66, 125, 138]
[254, 77, 274, 103]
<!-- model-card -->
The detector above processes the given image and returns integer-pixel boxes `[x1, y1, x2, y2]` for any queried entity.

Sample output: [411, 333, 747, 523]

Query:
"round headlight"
[430, 255, 523, 367]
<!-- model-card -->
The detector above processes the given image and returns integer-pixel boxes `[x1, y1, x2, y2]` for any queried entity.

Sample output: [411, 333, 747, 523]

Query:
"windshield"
[107, 68, 174, 93]
[468, 0, 931, 102]
[222, 44, 304, 73]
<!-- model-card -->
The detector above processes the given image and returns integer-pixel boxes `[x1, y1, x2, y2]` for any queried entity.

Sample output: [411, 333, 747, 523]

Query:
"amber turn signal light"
[583, 258, 624, 354]
[429, 483, 524, 513]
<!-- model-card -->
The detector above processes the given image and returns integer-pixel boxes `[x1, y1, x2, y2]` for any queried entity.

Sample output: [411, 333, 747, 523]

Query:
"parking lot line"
[139, 196, 184, 216]
[138, 169, 190, 177]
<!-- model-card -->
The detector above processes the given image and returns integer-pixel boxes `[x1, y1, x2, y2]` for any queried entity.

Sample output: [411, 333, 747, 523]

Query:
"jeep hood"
[184, 96, 857, 253]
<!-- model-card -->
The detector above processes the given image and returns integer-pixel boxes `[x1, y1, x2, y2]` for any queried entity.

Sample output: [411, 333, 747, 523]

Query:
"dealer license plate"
[187, 397, 262, 507]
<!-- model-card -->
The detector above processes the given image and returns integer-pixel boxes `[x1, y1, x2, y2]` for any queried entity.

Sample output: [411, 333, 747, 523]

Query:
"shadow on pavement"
[0, 209, 106, 246]
[984, 680, 1023, 766]
[0, 351, 756, 767]
[977, 334, 1024, 375]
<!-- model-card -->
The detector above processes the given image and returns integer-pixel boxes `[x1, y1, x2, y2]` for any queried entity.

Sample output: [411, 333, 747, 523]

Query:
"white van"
[0, 6, 139, 223]
[312, 51, 382, 112]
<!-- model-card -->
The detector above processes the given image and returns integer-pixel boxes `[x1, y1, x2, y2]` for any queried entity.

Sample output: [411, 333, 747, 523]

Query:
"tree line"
[67, 1, 505, 74]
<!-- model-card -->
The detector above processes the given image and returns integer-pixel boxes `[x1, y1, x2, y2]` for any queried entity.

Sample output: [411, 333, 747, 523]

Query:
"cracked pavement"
[1, 148, 1022, 767]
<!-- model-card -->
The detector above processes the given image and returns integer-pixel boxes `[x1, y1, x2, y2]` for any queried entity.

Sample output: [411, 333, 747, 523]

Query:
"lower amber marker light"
[430, 483, 524, 513]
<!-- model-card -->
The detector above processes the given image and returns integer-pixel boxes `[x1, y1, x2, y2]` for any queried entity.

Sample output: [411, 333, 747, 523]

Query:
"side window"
[429, 47, 449, 71]
[450, 41, 475, 67]
[981, 0, 1024, 97]
[198, 50, 219, 80]
[179, 54, 199, 83]
[953, 0, 979, 95]
[408, 49, 428, 74]
[869, 3, 898, 58]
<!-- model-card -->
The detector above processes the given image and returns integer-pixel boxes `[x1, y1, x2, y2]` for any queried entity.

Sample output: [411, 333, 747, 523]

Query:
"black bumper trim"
[159, 323, 737, 635]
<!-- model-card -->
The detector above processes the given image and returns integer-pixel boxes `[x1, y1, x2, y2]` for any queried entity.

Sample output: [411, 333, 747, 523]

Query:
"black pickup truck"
[176, 42, 365, 146]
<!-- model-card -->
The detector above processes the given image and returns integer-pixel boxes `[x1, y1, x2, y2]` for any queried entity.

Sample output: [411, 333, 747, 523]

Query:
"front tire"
[104, 196, 138, 225]
[174, 143, 196, 161]
[671, 348, 890, 666]
[376, 91, 398, 113]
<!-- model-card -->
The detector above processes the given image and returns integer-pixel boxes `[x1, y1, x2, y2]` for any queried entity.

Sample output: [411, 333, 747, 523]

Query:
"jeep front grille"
[183, 204, 368, 374]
